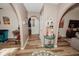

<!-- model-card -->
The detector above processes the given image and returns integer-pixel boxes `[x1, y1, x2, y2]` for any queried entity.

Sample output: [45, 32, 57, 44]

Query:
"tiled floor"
[15, 35, 79, 56]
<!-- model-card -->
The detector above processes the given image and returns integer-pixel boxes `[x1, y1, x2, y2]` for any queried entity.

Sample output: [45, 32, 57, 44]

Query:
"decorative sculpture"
[44, 17, 55, 48]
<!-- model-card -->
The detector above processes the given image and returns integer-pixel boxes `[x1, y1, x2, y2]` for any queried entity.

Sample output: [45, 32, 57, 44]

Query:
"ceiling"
[0, 4, 8, 10]
[24, 3, 61, 13]
[24, 3, 43, 13]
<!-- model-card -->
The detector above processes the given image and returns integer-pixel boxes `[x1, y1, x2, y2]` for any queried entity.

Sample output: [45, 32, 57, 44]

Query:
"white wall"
[40, 6, 45, 46]
[31, 17, 40, 34]
[59, 7, 79, 37]
[54, 3, 75, 47]
[0, 4, 18, 38]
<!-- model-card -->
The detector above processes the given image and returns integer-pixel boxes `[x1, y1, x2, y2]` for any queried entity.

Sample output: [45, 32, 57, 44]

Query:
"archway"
[28, 16, 40, 41]
[58, 3, 79, 47]
[11, 3, 29, 49]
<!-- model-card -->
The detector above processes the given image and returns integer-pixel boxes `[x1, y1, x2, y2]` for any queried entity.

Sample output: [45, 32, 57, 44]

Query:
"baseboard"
[20, 36, 29, 50]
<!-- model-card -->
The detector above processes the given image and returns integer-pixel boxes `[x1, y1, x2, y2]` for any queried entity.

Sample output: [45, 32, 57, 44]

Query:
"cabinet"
[0, 30, 8, 42]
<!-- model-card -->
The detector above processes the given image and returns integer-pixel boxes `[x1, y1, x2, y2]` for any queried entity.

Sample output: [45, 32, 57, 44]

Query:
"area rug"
[32, 50, 55, 56]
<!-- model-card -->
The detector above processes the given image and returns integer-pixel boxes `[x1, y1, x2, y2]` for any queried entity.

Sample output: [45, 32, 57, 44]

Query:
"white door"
[31, 17, 39, 35]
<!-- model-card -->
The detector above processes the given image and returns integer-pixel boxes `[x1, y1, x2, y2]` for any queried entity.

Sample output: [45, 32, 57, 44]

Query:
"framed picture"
[3, 16, 10, 25]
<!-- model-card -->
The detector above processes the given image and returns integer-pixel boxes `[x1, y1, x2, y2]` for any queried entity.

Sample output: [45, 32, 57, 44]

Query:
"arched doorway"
[28, 16, 40, 41]
[31, 16, 39, 35]
[58, 3, 79, 48]
[11, 3, 29, 49]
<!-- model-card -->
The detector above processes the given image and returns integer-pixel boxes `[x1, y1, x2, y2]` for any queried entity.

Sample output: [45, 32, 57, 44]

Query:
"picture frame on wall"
[3, 16, 10, 25]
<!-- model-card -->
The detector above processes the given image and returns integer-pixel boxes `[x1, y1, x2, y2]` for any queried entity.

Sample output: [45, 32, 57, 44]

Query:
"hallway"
[0, 3, 79, 56]
[26, 35, 41, 49]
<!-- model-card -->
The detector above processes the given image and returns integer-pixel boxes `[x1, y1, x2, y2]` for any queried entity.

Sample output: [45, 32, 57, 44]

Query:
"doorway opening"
[28, 16, 40, 41]
[26, 16, 41, 49]
[58, 4, 79, 48]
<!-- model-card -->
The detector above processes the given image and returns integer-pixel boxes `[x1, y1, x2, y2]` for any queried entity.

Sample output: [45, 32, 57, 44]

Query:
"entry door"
[31, 17, 39, 35]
